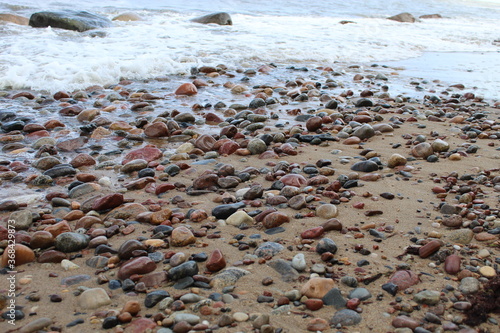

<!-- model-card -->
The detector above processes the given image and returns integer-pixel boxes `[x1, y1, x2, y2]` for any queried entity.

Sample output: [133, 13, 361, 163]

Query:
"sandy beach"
[0, 61, 498, 333]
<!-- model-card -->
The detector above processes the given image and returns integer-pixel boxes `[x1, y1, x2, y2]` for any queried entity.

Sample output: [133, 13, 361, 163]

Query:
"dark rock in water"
[355, 98, 373, 107]
[43, 165, 76, 178]
[191, 12, 232, 25]
[29, 10, 113, 32]
[388, 12, 416, 23]
[55, 232, 89, 252]
[168, 261, 198, 281]
[351, 160, 379, 172]
[2, 120, 25, 132]
[212, 202, 246, 219]
[144, 290, 170, 308]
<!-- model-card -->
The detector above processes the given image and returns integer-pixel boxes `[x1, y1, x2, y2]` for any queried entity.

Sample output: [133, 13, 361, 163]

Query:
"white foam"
[0, 0, 498, 92]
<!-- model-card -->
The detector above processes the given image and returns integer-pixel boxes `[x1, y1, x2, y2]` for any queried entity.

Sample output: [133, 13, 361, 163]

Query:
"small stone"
[448, 229, 474, 245]
[61, 259, 80, 271]
[322, 288, 346, 308]
[117, 257, 157, 280]
[78, 288, 111, 309]
[233, 312, 249, 322]
[144, 122, 169, 137]
[18, 317, 53, 333]
[254, 242, 284, 257]
[9, 210, 33, 229]
[330, 309, 362, 326]
[262, 212, 289, 229]
[316, 238, 337, 254]
[226, 210, 254, 227]
[145, 290, 170, 308]
[389, 270, 420, 290]
[413, 290, 440, 305]
[351, 160, 379, 173]
[387, 154, 407, 168]
[479, 266, 496, 278]
[442, 215, 463, 228]
[175, 82, 197, 95]
[55, 232, 89, 252]
[247, 138, 267, 155]
[210, 267, 250, 289]
[279, 174, 307, 187]
[459, 277, 480, 294]
[170, 226, 196, 247]
[444, 254, 461, 275]
[411, 142, 434, 158]
[348, 287, 372, 301]
[316, 204, 338, 218]
[392, 315, 420, 330]
[307, 318, 329, 332]
[206, 249, 226, 272]
[301, 277, 335, 298]
[1, 244, 35, 267]
[168, 261, 199, 281]
[291, 253, 307, 271]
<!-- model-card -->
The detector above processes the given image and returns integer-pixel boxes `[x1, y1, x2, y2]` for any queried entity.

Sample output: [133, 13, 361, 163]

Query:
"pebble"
[316, 204, 338, 218]
[145, 290, 170, 308]
[301, 277, 335, 298]
[9, 209, 33, 229]
[348, 287, 372, 301]
[316, 238, 338, 254]
[210, 267, 250, 289]
[322, 288, 347, 308]
[459, 277, 480, 294]
[117, 257, 157, 280]
[170, 226, 196, 247]
[448, 229, 474, 245]
[78, 288, 111, 309]
[168, 260, 198, 281]
[55, 232, 90, 252]
[330, 309, 362, 326]
[254, 242, 285, 257]
[291, 253, 307, 271]
[479, 266, 496, 278]
[206, 249, 226, 272]
[268, 259, 299, 282]
[413, 290, 440, 305]
[19, 317, 53, 333]
[226, 210, 254, 227]
[351, 160, 379, 172]
[389, 270, 420, 290]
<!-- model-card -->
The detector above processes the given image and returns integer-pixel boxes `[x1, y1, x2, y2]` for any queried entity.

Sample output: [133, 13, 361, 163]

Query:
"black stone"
[102, 316, 119, 329]
[144, 290, 170, 308]
[211, 202, 246, 219]
[316, 238, 338, 255]
[382, 282, 399, 296]
[29, 10, 112, 32]
[168, 261, 199, 281]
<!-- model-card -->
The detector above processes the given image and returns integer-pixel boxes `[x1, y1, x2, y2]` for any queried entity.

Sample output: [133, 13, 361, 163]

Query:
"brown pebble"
[419, 240, 442, 258]
[444, 254, 461, 275]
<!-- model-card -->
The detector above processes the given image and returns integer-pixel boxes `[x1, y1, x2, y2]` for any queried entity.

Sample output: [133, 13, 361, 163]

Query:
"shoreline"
[0, 63, 499, 333]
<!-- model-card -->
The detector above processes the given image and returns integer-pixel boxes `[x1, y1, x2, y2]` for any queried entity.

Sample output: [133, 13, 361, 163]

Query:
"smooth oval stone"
[118, 257, 157, 280]
[411, 142, 434, 158]
[122, 145, 162, 165]
[170, 226, 196, 247]
[18, 317, 53, 333]
[212, 202, 246, 219]
[168, 260, 198, 281]
[316, 204, 338, 219]
[351, 160, 378, 172]
[387, 153, 407, 168]
[279, 174, 307, 187]
[118, 239, 147, 260]
[92, 193, 124, 211]
[55, 232, 89, 252]
[43, 165, 76, 178]
[442, 215, 463, 228]
[413, 290, 440, 305]
[392, 315, 420, 330]
[262, 212, 289, 229]
[37, 250, 67, 263]
[448, 229, 474, 245]
[78, 288, 111, 309]
[9, 209, 33, 230]
[348, 288, 372, 301]
[247, 138, 267, 155]
[389, 270, 420, 290]
[330, 309, 362, 326]
[459, 277, 480, 294]
[301, 226, 324, 239]
[30, 231, 55, 249]
[86, 256, 109, 268]
[1, 244, 35, 267]
[351, 124, 374, 140]
[291, 253, 307, 271]
[316, 238, 337, 254]
[254, 242, 284, 258]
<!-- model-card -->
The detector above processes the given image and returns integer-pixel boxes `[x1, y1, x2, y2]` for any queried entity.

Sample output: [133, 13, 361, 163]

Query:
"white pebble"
[98, 176, 112, 187]
[61, 259, 80, 271]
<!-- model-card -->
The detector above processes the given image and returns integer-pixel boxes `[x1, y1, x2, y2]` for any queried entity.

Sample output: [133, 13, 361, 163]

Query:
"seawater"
[0, 0, 499, 96]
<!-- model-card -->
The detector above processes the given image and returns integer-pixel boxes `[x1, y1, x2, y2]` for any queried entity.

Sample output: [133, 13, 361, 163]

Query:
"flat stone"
[348, 288, 372, 301]
[322, 288, 346, 309]
[459, 277, 480, 294]
[268, 259, 299, 282]
[254, 242, 284, 257]
[168, 261, 198, 281]
[210, 267, 250, 289]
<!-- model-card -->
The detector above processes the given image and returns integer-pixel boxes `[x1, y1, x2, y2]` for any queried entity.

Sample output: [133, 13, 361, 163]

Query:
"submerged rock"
[29, 10, 112, 32]
[191, 12, 232, 25]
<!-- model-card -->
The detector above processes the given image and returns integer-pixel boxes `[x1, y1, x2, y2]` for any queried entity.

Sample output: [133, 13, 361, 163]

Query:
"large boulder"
[387, 12, 416, 23]
[29, 10, 112, 32]
[191, 12, 232, 25]
[0, 13, 29, 25]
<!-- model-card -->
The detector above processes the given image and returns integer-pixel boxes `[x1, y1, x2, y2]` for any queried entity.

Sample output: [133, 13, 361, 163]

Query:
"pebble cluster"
[0, 63, 499, 333]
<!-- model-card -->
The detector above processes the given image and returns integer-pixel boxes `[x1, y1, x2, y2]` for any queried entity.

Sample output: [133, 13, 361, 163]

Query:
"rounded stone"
[78, 288, 111, 309]
[301, 277, 335, 299]
[316, 204, 338, 219]
[55, 232, 90, 253]
[330, 309, 362, 326]
[170, 226, 196, 247]
[247, 138, 267, 155]
[226, 210, 254, 227]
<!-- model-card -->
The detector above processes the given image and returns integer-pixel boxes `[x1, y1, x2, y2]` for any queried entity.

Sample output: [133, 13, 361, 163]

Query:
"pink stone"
[218, 140, 240, 155]
[300, 277, 335, 299]
[144, 122, 169, 137]
[444, 255, 461, 275]
[44, 221, 72, 237]
[346, 298, 361, 310]
[37, 250, 67, 263]
[280, 174, 307, 187]
[118, 257, 157, 280]
[307, 318, 329, 332]
[389, 270, 420, 290]
[307, 175, 329, 186]
[122, 145, 162, 165]
[206, 249, 226, 272]
[70, 153, 96, 168]
[205, 112, 223, 124]
[194, 134, 216, 152]
[392, 315, 420, 330]
[301, 226, 325, 239]
[92, 193, 124, 212]
[124, 318, 157, 333]
[139, 271, 168, 288]
[192, 173, 219, 190]
[155, 183, 176, 195]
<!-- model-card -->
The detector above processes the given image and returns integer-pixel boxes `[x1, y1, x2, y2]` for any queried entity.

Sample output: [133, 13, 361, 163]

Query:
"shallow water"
[0, 0, 498, 93]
